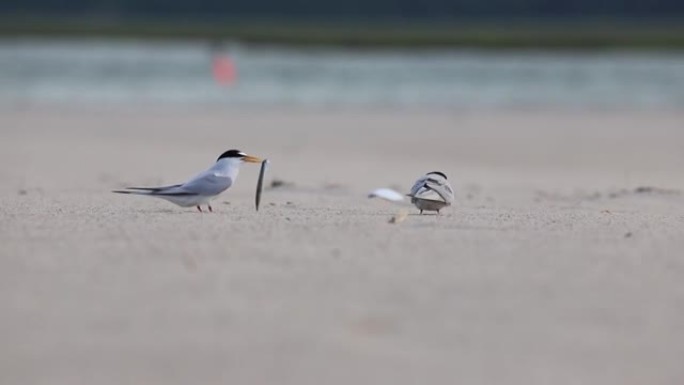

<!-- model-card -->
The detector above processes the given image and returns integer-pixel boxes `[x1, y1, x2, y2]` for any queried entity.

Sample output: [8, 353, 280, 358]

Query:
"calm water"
[1, 39, 683, 108]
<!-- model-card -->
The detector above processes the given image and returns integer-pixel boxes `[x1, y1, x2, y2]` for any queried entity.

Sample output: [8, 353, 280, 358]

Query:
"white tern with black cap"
[113, 149, 262, 212]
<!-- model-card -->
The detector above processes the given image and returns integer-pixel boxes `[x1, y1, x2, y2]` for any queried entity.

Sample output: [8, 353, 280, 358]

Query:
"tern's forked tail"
[111, 189, 152, 195]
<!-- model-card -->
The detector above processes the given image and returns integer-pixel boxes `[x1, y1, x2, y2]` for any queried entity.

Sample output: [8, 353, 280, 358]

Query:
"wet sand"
[1, 107, 683, 384]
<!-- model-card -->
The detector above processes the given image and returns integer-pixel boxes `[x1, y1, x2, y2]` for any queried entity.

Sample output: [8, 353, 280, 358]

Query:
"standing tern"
[113, 149, 262, 212]
[408, 171, 454, 215]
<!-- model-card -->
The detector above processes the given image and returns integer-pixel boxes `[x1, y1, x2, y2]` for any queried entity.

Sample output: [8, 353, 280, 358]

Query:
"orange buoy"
[212, 55, 236, 85]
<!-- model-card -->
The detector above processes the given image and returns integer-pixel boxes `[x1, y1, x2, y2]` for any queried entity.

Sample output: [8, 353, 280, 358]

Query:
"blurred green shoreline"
[2, 17, 684, 49]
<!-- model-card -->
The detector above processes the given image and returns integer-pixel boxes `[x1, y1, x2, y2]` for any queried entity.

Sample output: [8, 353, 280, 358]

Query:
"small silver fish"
[255, 159, 269, 211]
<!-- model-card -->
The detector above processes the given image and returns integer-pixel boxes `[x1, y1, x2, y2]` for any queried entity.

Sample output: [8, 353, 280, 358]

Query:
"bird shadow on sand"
[132, 207, 213, 215]
[135, 208, 182, 214]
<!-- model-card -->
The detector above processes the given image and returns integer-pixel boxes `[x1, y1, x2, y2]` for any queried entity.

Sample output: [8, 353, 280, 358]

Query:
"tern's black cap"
[427, 171, 447, 180]
[217, 149, 246, 161]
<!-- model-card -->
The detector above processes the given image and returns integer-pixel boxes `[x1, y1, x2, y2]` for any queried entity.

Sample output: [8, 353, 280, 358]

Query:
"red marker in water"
[212, 55, 236, 85]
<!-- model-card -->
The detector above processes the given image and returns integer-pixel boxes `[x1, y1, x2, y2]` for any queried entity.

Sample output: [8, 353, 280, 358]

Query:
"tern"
[408, 171, 454, 215]
[113, 149, 262, 212]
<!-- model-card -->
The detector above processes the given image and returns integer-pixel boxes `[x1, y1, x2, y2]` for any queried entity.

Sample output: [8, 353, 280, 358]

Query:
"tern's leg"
[196, 205, 203, 213]
[420, 210, 423, 215]
[208, 204, 213, 213]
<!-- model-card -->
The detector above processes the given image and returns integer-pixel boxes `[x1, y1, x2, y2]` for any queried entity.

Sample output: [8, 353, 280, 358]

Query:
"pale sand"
[1, 107, 683, 384]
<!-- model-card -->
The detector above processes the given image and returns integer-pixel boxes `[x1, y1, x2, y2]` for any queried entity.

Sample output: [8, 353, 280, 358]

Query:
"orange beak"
[243, 154, 263, 163]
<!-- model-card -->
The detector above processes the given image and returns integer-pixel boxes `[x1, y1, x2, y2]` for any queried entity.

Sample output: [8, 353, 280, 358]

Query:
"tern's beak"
[242, 154, 263, 163]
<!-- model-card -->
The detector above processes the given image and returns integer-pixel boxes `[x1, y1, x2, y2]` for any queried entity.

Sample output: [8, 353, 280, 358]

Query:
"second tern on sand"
[408, 171, 454, 214]
[368, 171, 454, 218]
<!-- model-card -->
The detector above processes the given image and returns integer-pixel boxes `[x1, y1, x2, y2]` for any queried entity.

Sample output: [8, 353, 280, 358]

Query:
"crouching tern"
[408, 171, 454, 214]
[113, 149, 262, 212]
[368, 171, 454, 216]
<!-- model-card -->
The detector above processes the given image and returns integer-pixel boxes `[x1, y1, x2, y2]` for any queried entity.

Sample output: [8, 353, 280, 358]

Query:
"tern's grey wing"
[425, 179, 454, 204]
[168, 172, 233, 197]
[409, 176, 430, 196]
[410, 176, 454, 204]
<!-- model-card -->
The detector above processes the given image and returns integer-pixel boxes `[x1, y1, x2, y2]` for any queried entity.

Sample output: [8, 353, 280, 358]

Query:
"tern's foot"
[196, 205, 203, 213]
[208, 204, 213, 213]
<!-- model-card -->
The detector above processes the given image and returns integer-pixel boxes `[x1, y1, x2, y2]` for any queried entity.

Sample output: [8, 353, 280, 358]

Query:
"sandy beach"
[1, 107, 683, 384]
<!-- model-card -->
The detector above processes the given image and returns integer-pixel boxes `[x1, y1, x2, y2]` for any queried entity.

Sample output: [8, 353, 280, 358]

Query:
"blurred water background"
[1, 39, 682, 109]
